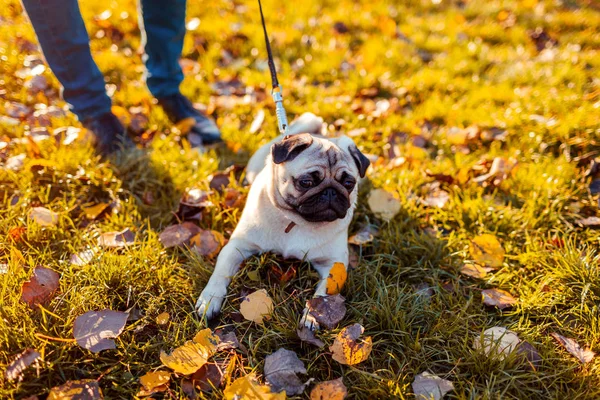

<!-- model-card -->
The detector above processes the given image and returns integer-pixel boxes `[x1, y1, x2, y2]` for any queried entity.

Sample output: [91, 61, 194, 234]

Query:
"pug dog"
[195, 113, 370, 329]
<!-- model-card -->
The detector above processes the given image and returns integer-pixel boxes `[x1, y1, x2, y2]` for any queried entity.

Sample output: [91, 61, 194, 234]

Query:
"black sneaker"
[82, 112, 134, 156]
[157, 93, 223, 146]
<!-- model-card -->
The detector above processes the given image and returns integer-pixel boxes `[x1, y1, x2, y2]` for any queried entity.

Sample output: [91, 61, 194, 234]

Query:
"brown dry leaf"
[310, 378, 347, 400]
[81, 202, 110, 220]
[139, 371, 170, 392]
[20, 266, 60, 308]
[240, 289, 273, 324]
[576, 216, 600, 227]
[326, 263, 347, 295]
[482, 288, 517, 309]
[191, 362, 224, 391]
[156, 312, 170, 325]
[28, 207, 59, 227]
[190, 230, 225, 257]
[368, 188, 401, 221]
[551, 333, 595, 363]
[517, 341, 542, 371]
[348, 225, 375, 245]
[5, 349, 41, 382]
[329, 323, 372, 365]
[159, 222, 201, 248]
[73, 310, 129, 353]
[47, 380, 103, 400]
[412, 372, 454, 400]
[223, 374, 285, 400]
[469, 234, 505, 269]
[215, 330, 242, 352]
[264, 348, 311, 395]
[98, 228, 135, 248]
[460, 264, 487, 279]
[473, 327, 520, 360]
[160, 329, 220, 375]
[297, 327, 325, 348]
[305, 294, 346, 330]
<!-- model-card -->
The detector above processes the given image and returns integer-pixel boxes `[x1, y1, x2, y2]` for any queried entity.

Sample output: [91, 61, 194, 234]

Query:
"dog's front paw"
[300, 307, 320, 331]
[195, 284, 227, 320]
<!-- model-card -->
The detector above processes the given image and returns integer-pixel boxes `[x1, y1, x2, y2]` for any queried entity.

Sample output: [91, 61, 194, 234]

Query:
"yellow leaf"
[190, 230, 226, 258]
[481, 288, 517, 309]
[160, 329, 219, 375]
[47, 380, 103, 399]
[239, 289, 273, 324]
[469, 234, 505, 268]
[111, 105, 130, 126]
[81, 202, 110, 220]
[224, 374, 286, 400]
[329, 323, 372, 366]
[139, 371, 170, 391]
[192, 328, 220, 354]
[368, 189, 401, 221]
[310, 378, 347, 400]
[460, 264, 487, 279]
[156, 312, 170, 325]
[326, 262, 347, 295]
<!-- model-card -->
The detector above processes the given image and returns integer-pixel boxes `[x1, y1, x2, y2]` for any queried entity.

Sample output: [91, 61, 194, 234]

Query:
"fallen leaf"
[310, 378, 347, 400]
[190, 230, 225, 257]
[139, 371, 170, 392]
[305, 294, 346, 329]
[551, 333, 595, 363]
[159, 222, 201, 248]
[156, 312, 170, 325]
[516, 341, 542, 370]
[47, 380, 103, 400]
[209, 173, 230, 192]
[482, 288, 517, 309]
[249, 109, 265, 134]
[240, 289, 273, 324]
[460, 264, 487, 279]
[98, 228, 135, 248]
[472, 157, 517, 186]
[5, 349, 41, 382]
[576, 216, 600, 227]
[223, 374, 285, 400]
[181, 378, 197, 399]
[264, 348, 311, 395]
[412, 372, 454, 400]
[473, 327, 520, 360]
[348, 225, 375, 245]
[421, 190, 450, 208]
[20, 266, 60, 308]
[329, 323, 372, 365]
[469, 234, 505, 268]
[326, 263, 347, 295]
[81, 203, 110, 220]
[191, 362, 224, 391]
[297, 327, 325, 348]
[70, 249, 95, 266]
[28, 207, 59, 227]
[73, 309, 129, 353]
[8, 226, 26, 243]
[160, 329, 220, 375]
[368, 188, 401, 221]
[215, 330, 243, 352]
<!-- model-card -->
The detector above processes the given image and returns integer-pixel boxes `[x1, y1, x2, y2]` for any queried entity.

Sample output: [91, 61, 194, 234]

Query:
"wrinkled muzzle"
[296, 187, 350, 222]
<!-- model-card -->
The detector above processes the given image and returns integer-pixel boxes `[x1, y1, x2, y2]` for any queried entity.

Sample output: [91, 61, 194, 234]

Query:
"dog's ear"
[349, 145, 370, 178]
[272, 133, 314, 164]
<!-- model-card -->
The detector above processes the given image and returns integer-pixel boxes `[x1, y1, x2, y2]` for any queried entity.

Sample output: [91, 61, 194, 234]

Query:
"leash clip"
[272, 85, 288, 134]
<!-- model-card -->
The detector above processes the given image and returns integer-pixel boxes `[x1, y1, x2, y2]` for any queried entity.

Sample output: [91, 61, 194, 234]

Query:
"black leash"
[257, 0, 289, 134]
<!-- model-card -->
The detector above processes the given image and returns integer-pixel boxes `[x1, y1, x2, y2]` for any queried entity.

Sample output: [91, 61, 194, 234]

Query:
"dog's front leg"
[195, 239, 255, 320]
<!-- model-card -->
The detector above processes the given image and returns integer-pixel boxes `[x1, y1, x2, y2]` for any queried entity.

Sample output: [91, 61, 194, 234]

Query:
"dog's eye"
[299, 179, 314, 189]
[343, 179, 356, 190]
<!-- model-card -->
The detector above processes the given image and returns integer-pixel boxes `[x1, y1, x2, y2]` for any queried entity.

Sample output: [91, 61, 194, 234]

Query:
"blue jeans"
[21, 0, 186, 121]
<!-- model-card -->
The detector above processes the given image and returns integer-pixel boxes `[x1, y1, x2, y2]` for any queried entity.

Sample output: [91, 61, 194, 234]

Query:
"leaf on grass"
[160, 329, 220, 375]
[297, 327, 325, 348]
[551, 333, 595, 363]
[98, 228, 135, 248]
[348, 225, 375, 245]
[326, 263, 347, 295]
[47, 380, 103, 400]
[215, 330, 241, 351]
[156, 312, 170, 325]
[70, 249, 96, 266]
[473, 327, 520, 360]
[20, 266, 60, 308]
[139, 371, 170, 393]
[329, 323, 372, 365]
[191, 362, 224, 391]
[28, 207, 59, 227]
[240, 289, 273, 324]
[81, 202, 110, 220]
[472, 157, 517, 185]
[73, 310, 129, 353]
[469, 234, 505, 268]
[412, 372, 454, 400]
[159, 222, 201, 248]
[249, 109, 265, 134]
[516, 341, 542, 370]
[576, 216, 600, 227]
[190, 230, 225, 257]
[482, 288, 517, 309]
[305, 294, 346, 330]
[310, 378, 347, 400]
[368, 189, 401, 221]
[264, 348, 311, 395]
[5, 348, 41, 381]
[223, 374, 285, 400]
[460, 264, 487, 279]
[421, 190, 450, 208]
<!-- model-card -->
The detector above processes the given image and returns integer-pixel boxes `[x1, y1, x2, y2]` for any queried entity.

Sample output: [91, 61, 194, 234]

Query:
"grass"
[1, 0, 600, 398]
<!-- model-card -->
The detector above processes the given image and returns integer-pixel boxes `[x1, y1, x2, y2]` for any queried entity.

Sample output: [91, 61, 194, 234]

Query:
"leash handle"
[258, 0, 288, 134]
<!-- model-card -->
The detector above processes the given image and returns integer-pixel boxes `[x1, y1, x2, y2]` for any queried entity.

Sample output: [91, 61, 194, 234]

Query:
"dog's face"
[269, 133, 370, 223]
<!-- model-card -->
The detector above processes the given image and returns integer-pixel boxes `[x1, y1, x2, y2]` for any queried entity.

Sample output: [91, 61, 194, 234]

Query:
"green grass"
[1, 0, 600, 398]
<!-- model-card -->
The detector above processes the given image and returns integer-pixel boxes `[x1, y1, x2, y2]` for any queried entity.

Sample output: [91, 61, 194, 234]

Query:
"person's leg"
[138, 0, 186, 98]
[21, 0, 112, 120]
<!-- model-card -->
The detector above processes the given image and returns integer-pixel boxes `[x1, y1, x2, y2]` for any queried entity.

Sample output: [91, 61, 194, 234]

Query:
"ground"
[1, 0, 600, 398]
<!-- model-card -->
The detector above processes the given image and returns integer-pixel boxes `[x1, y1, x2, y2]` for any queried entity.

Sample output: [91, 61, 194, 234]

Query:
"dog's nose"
[320, 187, 337, 202]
